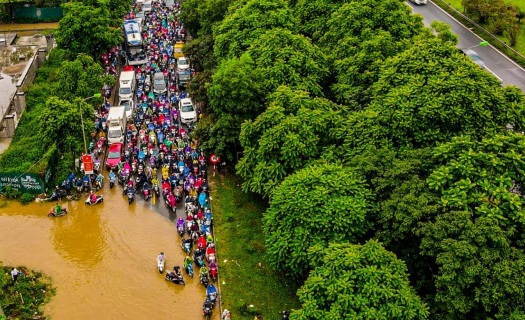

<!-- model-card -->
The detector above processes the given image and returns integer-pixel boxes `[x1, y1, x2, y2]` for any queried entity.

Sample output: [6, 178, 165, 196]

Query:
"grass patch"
[0, 262, 55, 320]
[431, 0, 525, 68]
[210, 174, 300, 319]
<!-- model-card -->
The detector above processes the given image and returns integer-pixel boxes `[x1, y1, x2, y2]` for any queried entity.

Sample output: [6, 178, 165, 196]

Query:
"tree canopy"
[237, 87, 346, 196]
[264, 163, 372, 277]
[55, 2, 122, 58]
[291, 241, 429, 319]
[213, 0, 296, 59]
[203, 54, 264, 159]
[246, 28, 329, 96]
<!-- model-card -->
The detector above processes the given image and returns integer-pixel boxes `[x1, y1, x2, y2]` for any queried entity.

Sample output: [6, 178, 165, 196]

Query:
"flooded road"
[0, 181, 218, 319]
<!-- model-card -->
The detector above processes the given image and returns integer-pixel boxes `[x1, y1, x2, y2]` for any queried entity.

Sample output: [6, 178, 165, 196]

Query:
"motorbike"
[210, 263, 218, 282]
[143, 187, 151, 201]
[153, 182, 160, 197]
[49, 189, 66, 201]
[185, 261, 194, 278]
[109, 175, 116, 189]
[176, 218, 185, 237]
[94, 179, 102, 191]
[83, 179, 90, 192]
[181, 239, 192, 254]
[200, 272, 209, 288]
[158, 259, 165, 274]
[127, 189, 135, 205]
[48, 207, 68, 217]
[165, 270, 185, 285]
[85, 195, 104, 205]
[203, 302, 212, 320]
[206, 284, 218, 305]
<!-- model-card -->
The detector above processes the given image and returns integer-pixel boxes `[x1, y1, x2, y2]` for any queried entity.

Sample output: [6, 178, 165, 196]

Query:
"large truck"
[118, 69, 135, 101]
[107, 106, 127, 144]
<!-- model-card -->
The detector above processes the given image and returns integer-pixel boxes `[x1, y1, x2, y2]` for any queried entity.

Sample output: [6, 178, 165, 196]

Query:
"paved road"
[407, 0, 525, 90]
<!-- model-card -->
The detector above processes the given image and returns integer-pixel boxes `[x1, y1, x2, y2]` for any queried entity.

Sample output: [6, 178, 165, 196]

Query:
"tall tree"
[204, 54, 264, 159]
[291, 241, 429, 319]
[264, 163, 372, 277]
[419, 133, 525, 318]
[318, 0, 425, 105]
[237, 86, 347, 196]
[246, 28, 329, 96]
[55, 2, 122, 58]
[213, 0, 296, 60]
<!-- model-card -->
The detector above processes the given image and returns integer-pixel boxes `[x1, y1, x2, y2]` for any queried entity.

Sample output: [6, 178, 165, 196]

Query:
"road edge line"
[426, 0, 525, 73]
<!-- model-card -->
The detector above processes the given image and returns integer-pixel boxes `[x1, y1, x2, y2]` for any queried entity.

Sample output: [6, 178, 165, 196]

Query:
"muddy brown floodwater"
[0, 184, 219, 319]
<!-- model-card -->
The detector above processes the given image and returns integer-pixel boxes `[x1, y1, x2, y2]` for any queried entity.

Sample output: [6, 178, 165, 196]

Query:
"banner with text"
[0, 173, 44, 194]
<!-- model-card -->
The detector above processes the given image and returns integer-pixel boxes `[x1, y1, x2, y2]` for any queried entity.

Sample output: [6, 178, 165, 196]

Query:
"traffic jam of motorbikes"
[47, 0, 227, 318]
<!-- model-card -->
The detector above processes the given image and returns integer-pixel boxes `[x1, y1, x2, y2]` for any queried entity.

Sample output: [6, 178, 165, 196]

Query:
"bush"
[2, 186, 21, 199]
[20, 193, 33, 204]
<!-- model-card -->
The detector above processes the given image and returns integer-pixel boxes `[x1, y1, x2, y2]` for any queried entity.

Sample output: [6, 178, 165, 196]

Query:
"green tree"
[183, 34, 217, 72]
[39, 97, 94, 155]
[204, 54, 264, 159]
[213, 0, 296, 59]
[72, 0, 129, 24]
[264, 163, 372, 277]
[318, 0, 425, 105]
[293, 0, 349, 41]
[246, 28, 329, 96]
[179, 0, 203, 38]
[55, 2, 122, 58]
[237, 87, 347, 196]
[291, 241, 429, 319]
[57, 53, 115, 101]
[337, 37, 525, 156]
[419, 133, 525, 318]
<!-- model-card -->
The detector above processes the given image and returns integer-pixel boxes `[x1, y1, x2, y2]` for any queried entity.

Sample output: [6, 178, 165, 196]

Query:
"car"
[179, 98, 198, 124]
[177, 57, 190, 71]
[408, 0, 427, 4]
[106, 142, 124, 170]
[459, 49, 486, 69]
[136, 0, 144, 4]
[153, 72, 167, 94]
[118, 99, 133, 121]
[135, 11, 145, 19]
[142, 1, 152, 12]
[165, 0, 175, 7]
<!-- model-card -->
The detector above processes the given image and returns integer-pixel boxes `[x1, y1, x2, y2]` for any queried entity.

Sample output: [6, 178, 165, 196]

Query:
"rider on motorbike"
[55, 202, 61, 215]
[90, 191, 97, 204]
[200, 266, 208, 280]
[109, 171, 116, 182]
[96, 173, 104, 187]
[183, 256, 192, 269]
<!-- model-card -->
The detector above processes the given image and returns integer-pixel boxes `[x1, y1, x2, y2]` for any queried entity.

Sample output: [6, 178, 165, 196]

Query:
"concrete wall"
[0, 45, 50, 138]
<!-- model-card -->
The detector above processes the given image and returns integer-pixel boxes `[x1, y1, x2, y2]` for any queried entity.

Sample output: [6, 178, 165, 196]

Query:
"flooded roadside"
[0, 185, 217, 319]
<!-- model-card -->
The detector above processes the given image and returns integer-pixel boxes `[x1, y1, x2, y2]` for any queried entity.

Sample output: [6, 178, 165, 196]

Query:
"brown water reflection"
[0, 187, 218, 319]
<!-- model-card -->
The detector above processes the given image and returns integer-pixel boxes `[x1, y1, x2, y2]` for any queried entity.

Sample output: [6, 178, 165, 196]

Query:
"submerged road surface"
[407, 0, 525, 90]
[0, 183, 218, 320]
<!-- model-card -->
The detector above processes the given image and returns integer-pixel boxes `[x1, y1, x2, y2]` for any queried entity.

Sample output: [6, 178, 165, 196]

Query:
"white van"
[119, 70, 135, 101]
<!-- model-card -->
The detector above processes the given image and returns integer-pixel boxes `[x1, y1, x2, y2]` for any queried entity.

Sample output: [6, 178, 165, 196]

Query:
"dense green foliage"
[263, 163, 372, 277]
[291, 241, 429, 319]
[178, 0, 525, 317]
[0, 262, 55, 319]
[0, 50, 109, 183]
[237, 87, 345, 196]
[55, 2, 122, 58]
[213, 0, 296, 59]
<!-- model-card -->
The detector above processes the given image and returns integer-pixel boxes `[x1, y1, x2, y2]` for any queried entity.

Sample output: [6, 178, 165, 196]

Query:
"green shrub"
[2, 186, 21, 199]
[20, 193, 33, 204]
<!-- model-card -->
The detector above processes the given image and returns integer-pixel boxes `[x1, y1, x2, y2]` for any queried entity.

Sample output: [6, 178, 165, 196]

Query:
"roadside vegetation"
[433, 0, 525, 66]
[0, 0, 126, 194]
[0, 262, 55, 320]
[183, 0, 525, 318]
[210, 174, 300, 318]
